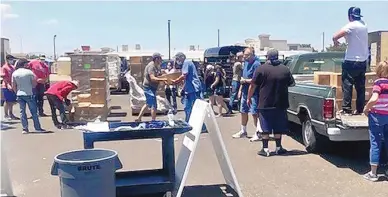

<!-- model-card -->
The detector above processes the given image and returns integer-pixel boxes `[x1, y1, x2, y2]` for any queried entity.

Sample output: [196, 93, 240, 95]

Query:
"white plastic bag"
[125, 72, 172, 112]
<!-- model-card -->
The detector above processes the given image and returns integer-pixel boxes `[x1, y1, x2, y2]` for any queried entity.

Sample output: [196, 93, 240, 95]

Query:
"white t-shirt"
[342, 20, 369, 62]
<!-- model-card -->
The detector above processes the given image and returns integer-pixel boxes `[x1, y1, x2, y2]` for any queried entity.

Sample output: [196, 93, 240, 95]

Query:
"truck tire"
[302, 119, 328, 153]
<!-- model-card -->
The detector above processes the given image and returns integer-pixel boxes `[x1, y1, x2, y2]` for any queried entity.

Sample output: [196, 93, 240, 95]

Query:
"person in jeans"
[362, 61, 388, 182]
[171, 52, 203, 123]
[135, 52, 169, 122]
[228, 52, 243, 114]
[332, 7, 368, 115]
[11, 59, 45, 134]
[45, 80, 79, 129]
[28, 55, 50, 116]
[1, 54, 18, 120]
[249, 49, 295, 156]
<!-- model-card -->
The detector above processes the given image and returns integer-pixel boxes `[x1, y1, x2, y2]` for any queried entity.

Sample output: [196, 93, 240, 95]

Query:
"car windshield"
[294, 55, 345, 74]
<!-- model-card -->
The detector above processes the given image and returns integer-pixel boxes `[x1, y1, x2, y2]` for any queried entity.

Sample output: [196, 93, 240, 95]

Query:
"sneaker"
[10, 115, 20, 120]
[232, 131, 247, 138]
[249, 132, 262, 142]
[275, 147, 288, 155]
[22, 129, 29, 134]
[363, 172, 378, 182]
[257, 148, 270, 157]
[39, 113, 48, 117]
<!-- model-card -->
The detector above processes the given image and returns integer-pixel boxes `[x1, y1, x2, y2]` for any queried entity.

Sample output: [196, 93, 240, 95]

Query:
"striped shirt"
[371, 78, 388, 115]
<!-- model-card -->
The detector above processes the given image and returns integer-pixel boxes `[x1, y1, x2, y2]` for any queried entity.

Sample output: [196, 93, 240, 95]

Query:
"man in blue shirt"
[172, 52, 202, 122]
[232, 47, 262, 141]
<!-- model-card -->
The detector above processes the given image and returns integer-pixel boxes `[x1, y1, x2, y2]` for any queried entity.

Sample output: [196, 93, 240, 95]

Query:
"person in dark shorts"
[1, 54, 18, 120]
[248, 49, 295, 157]
[211, 64, 229, 117]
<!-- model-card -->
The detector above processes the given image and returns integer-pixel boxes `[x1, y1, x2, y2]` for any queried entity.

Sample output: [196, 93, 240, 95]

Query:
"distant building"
[237, 34, 313, 52]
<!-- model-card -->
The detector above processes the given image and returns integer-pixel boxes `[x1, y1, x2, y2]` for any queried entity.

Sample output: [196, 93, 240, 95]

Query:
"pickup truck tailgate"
[337, 114, 369, 127]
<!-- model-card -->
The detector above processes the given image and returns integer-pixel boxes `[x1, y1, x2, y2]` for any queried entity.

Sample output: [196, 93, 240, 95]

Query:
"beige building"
[236, 34, 313, 52]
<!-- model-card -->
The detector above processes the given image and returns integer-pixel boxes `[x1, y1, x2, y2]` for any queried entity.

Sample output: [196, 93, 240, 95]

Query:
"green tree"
[326, 43, 347, 52]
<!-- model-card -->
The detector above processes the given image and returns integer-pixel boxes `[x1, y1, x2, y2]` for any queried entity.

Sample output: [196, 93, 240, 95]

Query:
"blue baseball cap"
[348, 7, 363, 18]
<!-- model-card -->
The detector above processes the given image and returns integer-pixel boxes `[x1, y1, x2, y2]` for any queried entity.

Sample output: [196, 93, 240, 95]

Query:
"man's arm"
[333, 24, 351, 46]
[12, 75, 17, 93]
[173, 62, 189, 84]
[288, 71, 296, 87]
[31, 72, 38, 87]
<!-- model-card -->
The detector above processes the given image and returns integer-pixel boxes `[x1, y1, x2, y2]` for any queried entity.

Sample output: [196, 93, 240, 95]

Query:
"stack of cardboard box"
[69, 54, 111, 122]
[313, 71, 377, 110]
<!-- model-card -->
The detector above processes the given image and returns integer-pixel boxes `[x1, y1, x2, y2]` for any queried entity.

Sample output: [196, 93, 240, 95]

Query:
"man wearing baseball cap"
[171, 52, 203, 122]
[248, 49, 295, 157]
[332, 7, 368, 115]
[135, 52, 169, 122]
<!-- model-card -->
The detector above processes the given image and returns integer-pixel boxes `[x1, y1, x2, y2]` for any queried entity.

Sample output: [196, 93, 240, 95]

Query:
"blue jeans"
[17, 95, 42, 130]
[184, 91, 202, 123]
[184, 91, 206, 131]
[368, 113, 388, 165]
[228, 80, 240, 111]
[341, 61, 367, 113]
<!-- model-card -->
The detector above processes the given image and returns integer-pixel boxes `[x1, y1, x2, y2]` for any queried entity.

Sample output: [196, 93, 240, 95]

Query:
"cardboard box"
[77, 94, 91, 103]
[336, 99, 359, 110]
[91, 69, 106, 78]
[313, 72, 332, 86]
[74, 102, 91, 116]
[365, 72, 377, 87]
[90, 88, 108, 104]
[130, 57, 142, 64]
[335, 87, 373, 100]
[330, 73, 342, 87]
[330, 72, 377, 88]
[90, 78, 107, 89]
[88, 104, 109, 121]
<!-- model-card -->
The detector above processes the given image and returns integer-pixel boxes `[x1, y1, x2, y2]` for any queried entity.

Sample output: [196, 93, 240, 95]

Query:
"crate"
[330, 72, 377, 88]
[313, 71, 332, 86]
[335, 87, 373, 100]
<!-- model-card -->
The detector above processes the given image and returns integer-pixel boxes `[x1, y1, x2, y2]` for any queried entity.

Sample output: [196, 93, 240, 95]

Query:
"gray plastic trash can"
[51, 148, 122, 197]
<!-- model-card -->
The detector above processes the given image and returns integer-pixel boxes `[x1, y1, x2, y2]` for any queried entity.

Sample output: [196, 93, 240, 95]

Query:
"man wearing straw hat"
[45, 80, 79, 129]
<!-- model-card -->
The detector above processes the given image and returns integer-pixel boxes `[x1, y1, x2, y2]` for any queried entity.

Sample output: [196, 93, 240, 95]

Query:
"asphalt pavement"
[1, 94, 388, 197]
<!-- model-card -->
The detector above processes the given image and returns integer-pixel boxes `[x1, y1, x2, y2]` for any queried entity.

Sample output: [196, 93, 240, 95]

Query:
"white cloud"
[0, 4, 19, 20]
[42, 19, 59, 25]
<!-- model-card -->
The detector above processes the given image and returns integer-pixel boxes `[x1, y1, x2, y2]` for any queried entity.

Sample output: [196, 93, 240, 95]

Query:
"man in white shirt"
[332, 7, 369, 115]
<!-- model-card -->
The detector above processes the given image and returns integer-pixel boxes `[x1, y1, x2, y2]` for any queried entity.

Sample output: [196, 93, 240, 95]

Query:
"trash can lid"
[54, 148, 118, 164]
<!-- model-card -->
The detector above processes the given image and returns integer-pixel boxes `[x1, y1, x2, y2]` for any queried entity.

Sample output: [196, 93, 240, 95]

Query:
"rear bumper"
[327, 127, 369, 141]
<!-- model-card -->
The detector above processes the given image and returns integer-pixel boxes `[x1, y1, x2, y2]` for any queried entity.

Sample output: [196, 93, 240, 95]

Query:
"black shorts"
[259, 109, 289, 134]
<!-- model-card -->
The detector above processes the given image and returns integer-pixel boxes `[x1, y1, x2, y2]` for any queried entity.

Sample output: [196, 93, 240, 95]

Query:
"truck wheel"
[302, 119, 328, 153]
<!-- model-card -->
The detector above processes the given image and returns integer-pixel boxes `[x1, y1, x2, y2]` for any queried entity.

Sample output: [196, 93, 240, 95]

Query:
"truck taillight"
[323, 99, 334, 120]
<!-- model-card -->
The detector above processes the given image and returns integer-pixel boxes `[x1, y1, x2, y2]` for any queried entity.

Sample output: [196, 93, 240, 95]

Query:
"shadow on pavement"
[108, 112, 128, 118]
[286, 122, 387, 175]
[111, 106, 122, 110]
[182, 184, 239, 197]
[131, 185, 238, 197]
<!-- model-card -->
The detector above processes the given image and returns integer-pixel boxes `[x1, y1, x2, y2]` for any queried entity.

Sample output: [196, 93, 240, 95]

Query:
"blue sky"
[1, 1, 388, 56]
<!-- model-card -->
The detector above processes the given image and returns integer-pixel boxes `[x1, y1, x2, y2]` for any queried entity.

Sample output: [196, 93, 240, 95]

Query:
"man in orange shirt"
[1, 55, 18, 120]
[28, 55, 50, 116]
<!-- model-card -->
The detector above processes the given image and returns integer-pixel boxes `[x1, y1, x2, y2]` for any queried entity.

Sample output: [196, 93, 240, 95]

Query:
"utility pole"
[53, 35, 57, 60]
[217, 29, 220, 47]
[168, 20, 171, 60]
[322, 32, 325, 52]
[20, 36, 23, 53]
